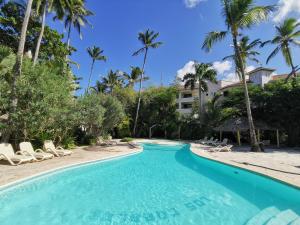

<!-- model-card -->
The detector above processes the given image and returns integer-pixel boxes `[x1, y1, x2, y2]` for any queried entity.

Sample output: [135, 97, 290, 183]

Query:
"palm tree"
[91, 80, 106, 94]
[132, 29, 162, 136]
[223, 36, 261, 76]
[86, 46, 106, 91]
[101, 70, 123, 94]
[63, 0, 92, 50]
[183, 62, 217, 118]
[262, 18, 300, 81]
[202, 0, 275, 152]
[224, 36, 261, 67]
[33, 0, 67, 65]
[123, 66, 149, 88]
[5, 0, 34, 141]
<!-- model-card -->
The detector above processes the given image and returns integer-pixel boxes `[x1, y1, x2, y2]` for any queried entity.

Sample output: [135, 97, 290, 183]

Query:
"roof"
[272, 73, 300, 81]
[219, 80, 252, 91]
[247, 67, 276, 75]
[214, 117, 279, 132]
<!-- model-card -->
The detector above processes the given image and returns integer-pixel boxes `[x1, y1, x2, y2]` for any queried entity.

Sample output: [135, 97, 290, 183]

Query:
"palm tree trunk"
[198, 84, 202, 118]
[66, 23, 72, 50]
[286, 45, 297, 80]
[87, 59, 95, 92]
[3, 0, 33, 142]
[133, 48, 148, 137]
[232, 34, 261, 152]
[33, 1, 47, 66]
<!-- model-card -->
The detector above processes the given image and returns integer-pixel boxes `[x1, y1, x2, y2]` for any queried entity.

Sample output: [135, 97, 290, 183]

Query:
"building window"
[182, 103, 192, 109]
[182, 93, 192, 98]
[176, 103, 179, 109]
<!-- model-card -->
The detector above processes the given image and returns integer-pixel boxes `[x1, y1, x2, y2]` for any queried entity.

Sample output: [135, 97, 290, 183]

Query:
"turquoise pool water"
[0, 143, 300, 225]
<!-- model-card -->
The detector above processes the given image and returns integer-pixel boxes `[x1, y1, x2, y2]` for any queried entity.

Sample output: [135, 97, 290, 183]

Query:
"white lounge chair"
[206, 138, 219, 145]
[0, 143, 35, 165]
[211, 138, 228, 147]
[196, 136, 208, 143]
[200, 137, 214, 144]
[20, 142, 54, 161]
[209, 145, 233, 152]
[43, 140, 72, 157]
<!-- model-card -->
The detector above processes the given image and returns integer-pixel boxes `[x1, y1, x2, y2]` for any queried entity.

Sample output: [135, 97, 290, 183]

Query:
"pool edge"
[0, 149, 143, 191]
[190, 146, 300, 191]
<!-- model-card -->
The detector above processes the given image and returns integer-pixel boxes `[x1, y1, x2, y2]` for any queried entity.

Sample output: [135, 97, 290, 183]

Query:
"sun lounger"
[0, 143, 35, 165]
[196, 137, 208, 143]
[206, 138, 219, 145]
[200, 137, 214, 144]
[211, 138, 228, 147]
[43, 140, 72, 157]
[209, 145, 233, 152]
[20, 142, 54, 160]
[96, 137, 117, 146]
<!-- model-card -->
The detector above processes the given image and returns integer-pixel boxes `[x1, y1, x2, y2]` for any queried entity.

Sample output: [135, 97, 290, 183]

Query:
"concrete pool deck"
[0, 139, 300, 189]
[0, 142, 142, 187]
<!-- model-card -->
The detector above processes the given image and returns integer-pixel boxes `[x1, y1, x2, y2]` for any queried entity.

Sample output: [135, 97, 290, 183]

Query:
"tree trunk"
[198, 83, 202, 119]
[286, 45, 297, 81]
[87, 60, 95, 92]
[33, 1, 47, 66]
[133, 48, 148, 137]
[232, 34, 260, 152]
[3, 0, 33, 142]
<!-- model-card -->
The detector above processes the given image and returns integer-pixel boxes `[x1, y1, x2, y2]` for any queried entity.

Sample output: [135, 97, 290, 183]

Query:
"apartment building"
[176, 67, 280, 115]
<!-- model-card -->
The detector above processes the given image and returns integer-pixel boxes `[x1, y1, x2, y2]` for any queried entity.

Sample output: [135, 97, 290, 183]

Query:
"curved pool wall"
[188, 146, 300, 204]
[0, 143, 299, 225]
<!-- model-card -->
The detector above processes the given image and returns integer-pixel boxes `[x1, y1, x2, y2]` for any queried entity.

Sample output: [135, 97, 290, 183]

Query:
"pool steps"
[246, 207, 300, 225]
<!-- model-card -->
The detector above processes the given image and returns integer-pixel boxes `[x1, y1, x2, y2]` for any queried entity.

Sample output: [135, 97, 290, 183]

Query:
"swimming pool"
[0, 143, 300, 225]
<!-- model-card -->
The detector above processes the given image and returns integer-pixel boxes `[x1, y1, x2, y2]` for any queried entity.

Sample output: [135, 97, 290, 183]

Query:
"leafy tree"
[202, 0, 275, 152]
[86, 46, 106, 91]
[262, 18, 300, 81]
[182, 62, 217, 118]
[77, 93, 124, 137]
[132, 29, 162, 136]
[91, 80, 106, 94]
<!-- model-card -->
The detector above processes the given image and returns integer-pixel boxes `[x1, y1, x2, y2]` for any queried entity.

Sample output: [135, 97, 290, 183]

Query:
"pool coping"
[190, 145, 300, 190]
[0, 149, 142, 191]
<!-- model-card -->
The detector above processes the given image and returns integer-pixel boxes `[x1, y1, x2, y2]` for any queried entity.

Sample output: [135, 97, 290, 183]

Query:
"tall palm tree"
[202, 0, 275, 152]
[86, 46, 106, 91]
[63, 0, 92, 50]
[123, 66, 149, 88]
[132, 29, 162, 136]
[262, 18, 300, 81]
[33, 0, 68, 65]
[5, 0, 34, 141]
[101, 70, 123, 94]
[183, 62, 217, 118]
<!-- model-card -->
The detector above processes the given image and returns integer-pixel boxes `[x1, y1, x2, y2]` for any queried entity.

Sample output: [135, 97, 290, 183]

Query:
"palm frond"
[266, 46, 281, 64]
[202, 31, 227, 52]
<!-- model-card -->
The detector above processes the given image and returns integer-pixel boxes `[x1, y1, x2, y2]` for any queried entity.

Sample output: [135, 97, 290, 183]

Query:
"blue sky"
[48, 0, 300, 93]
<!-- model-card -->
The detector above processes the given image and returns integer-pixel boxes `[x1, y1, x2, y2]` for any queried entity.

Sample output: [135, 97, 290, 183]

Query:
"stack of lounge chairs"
[0, 140, 72, 166]
[196, 137, 233, 152]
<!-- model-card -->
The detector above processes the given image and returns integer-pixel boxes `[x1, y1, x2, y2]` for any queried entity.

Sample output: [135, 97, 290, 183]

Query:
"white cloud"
[273, 0, 300, 22]
[212, 60, 232, 74]
[222, 72, 240, 82]
[245, 65, 256, 73]
[176, 61, 196, 81]
[184, 0, 205, 8]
